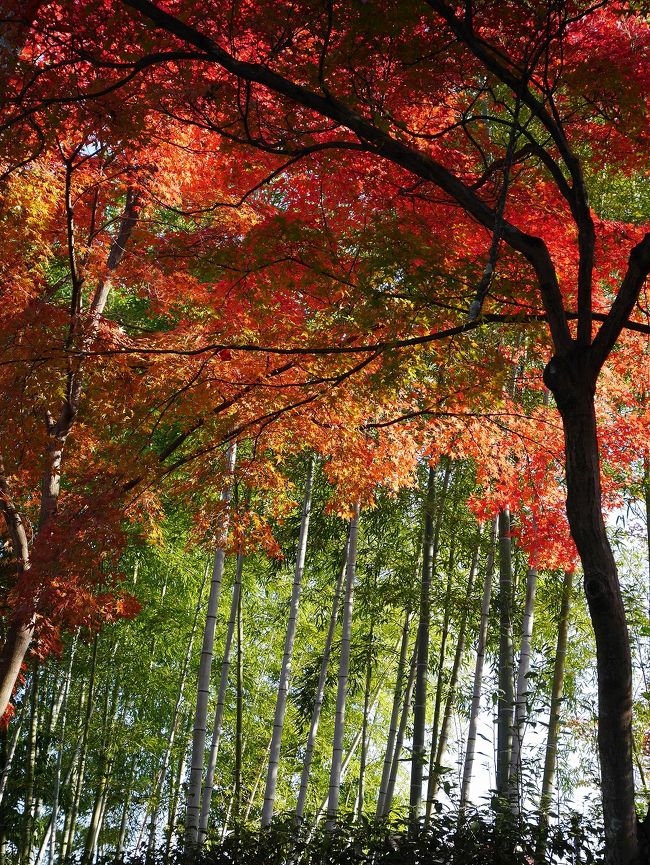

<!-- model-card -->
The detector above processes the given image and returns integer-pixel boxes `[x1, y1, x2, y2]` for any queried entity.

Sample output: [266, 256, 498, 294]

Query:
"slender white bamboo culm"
[185, 442, 237, 846]
[383, 644, 418, 816]
[326, 504, 361, 827]
[426, 524, 482, 811]
[146, 559, 210, 856]
[294, 538, 348, 823]
[509, 565, 538, 808]
[197, 552, 244, 842]
[315, 682, 382, 825]
[376, 610, 412, 817]
[496, 507, 515, 796]
[261, 457, 315, 827]
[48, 644, 75, 865]
[537, 570, 573, 856]
[410, 465, 439, 816]
[32, 645, 76, 865]
[460, 516, 497, 810]
[244, 737, 272, 822]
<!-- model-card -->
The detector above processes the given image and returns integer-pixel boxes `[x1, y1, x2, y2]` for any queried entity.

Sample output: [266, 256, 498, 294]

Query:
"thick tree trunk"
[326, 505, 360, 825]
[545, 355, 637, 865]
[261, 457, 314, 826]
[185, 442, 236, 846]
[0, 619, 33, 725]
[0, 462, 32, 720]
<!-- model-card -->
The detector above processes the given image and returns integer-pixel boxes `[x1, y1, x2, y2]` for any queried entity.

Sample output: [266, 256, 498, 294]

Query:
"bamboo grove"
[0, 1, 649, 864]
[5, 454, 647, 865]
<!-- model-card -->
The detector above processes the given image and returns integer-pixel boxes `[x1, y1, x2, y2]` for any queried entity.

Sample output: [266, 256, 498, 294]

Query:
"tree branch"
[591, 234, 650, 372]
[424, 0, 595, 347]
[120, 0, 573, 354]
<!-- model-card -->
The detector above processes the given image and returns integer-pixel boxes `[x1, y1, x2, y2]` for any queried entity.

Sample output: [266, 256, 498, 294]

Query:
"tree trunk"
[376, 610, 411, 817]
[0, 191, 141, 721]
[460, 517, 497, 810]
[261, 457, 314, 826]
[185, 442, 236, 846]
[326, 504, 360, 825]
[197, 551, 243, 841]
[295, 541, 347, 823]
[496, 507, 515, 797]
[0, 462, 34, 721]
[427, 543, 454, 806]
[0, 674, 30, 806]
[509, 565, 538, 808]
[545, 354, 637, 865]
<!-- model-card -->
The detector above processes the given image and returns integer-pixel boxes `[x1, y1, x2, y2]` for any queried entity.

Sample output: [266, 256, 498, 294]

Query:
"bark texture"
[545, 352, 637, 865]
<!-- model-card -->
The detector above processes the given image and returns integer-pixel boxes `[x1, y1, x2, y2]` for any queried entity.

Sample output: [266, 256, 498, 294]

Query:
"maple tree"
[0, 2, 649, 863]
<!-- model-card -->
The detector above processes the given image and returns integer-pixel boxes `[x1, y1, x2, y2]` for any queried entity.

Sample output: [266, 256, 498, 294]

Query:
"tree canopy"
[0, 3, 648, 864]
